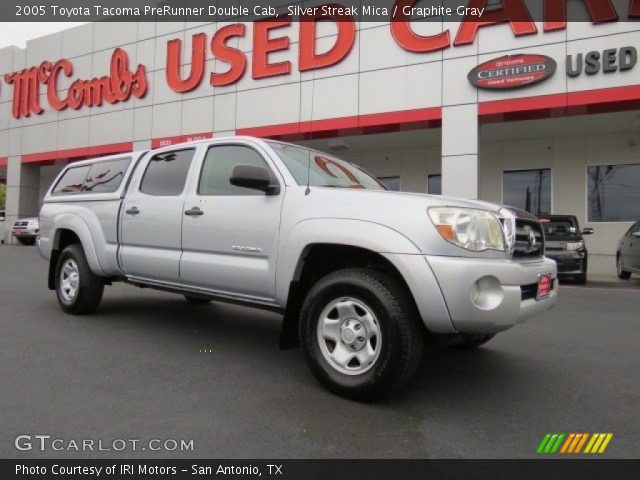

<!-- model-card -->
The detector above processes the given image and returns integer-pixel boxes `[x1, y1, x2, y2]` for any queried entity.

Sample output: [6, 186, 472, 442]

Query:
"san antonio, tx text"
[16, 463, 283, 476]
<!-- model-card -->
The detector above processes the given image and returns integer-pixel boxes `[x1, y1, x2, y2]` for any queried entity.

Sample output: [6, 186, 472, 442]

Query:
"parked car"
[616, 221, 640, 279]
[37, 137, 557, 400]
[539, 215, 592, 284]
[0, 210, 5, 222]
[11, 217, 39, 245]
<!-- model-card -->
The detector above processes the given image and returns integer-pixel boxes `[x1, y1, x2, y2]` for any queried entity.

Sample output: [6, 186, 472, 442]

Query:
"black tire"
[617, 257, 631, 280]
[184, 295, 211, 304]
[17, 237, 35, 245]
[55, 244, 104, 315]
[299, 268, 423, 401]
[575, 273, 587, 285]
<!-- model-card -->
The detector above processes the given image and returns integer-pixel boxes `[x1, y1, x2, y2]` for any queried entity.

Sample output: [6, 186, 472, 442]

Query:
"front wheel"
[55, 244, 104, 315]
[299, 268, 423, 401]
[617, 257, 631, 280]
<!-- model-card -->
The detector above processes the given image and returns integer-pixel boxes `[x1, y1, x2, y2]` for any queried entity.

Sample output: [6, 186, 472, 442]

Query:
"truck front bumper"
[426, 255, 558, 333]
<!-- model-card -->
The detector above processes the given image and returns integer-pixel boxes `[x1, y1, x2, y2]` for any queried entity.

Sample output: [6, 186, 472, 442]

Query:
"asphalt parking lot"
[1, 245, 639, 459]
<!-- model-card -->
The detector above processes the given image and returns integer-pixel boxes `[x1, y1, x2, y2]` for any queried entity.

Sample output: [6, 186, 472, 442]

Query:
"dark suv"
[540, 215, 593, 284]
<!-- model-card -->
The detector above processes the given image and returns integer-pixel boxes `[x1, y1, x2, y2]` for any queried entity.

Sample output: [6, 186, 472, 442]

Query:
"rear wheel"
[299, 268, 423, 401]
[55, 244, 104, 315]
[184, 295, 211, 304]
[617, 256, 631, 280]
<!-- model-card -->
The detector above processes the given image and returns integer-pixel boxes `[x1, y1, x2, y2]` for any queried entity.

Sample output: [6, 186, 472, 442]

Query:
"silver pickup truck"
[38, 136, 557, 400]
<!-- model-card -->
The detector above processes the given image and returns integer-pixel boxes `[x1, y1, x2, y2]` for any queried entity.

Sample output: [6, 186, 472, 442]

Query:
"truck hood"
[296, 187, 521, 257]
[307, 186, 524, 216]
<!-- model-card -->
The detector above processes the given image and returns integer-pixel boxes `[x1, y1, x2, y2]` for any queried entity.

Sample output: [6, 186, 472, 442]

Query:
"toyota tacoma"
[37, 137, 557, 400]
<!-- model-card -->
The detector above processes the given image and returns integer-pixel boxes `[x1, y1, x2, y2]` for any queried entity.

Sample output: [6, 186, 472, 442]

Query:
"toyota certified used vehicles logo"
[528, 228, 537, 247]
[468, 54, 557, 90]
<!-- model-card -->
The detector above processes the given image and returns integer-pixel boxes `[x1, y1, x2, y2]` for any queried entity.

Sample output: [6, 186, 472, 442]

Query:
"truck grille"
[12, 221, 28, 230]
[513, 218, 544, 259]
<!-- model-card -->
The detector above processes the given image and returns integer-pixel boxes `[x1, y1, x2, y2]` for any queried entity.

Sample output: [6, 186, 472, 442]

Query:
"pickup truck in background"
[37, 136, 557, 400]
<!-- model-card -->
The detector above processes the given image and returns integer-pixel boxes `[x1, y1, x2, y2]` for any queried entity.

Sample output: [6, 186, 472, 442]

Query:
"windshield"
[267, 142, 386, 190]
[539, 217, 578, 236]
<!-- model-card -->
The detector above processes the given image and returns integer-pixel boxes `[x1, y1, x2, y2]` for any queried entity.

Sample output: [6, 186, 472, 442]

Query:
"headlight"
[428, 207, 505, 252]
[565, 241, 584, 251]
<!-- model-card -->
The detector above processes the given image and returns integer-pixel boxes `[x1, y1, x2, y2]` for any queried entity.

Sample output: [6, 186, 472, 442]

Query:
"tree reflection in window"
[588, 164, 640, 222]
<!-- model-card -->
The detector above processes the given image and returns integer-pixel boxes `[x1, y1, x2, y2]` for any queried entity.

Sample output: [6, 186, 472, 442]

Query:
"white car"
[12, 217, 39, 245]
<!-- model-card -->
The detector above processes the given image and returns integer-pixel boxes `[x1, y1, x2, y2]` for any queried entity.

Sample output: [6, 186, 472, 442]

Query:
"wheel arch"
[48, 216, 104, 290]
[278, 240, 423, 349]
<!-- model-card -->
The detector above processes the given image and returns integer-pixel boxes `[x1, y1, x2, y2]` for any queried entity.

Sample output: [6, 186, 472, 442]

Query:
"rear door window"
[83, 157, 132, 193]
[51, 165, 92, 195]
[139, 149, 196, 196]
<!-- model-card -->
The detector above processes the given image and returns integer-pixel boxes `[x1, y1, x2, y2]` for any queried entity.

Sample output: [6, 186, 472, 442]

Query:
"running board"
[125, 276, 284, 314]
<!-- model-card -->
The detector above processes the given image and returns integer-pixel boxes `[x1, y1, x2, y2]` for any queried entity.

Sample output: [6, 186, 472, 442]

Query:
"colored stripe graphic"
[537, 433, 565, 454]
[538, 433, 613, 454]
[575, 433, 589, 453]
[585, 433, 614, 454]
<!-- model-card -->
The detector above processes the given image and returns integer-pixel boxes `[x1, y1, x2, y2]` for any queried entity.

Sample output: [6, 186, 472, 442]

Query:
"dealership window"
[428, 175, 442, 195]
[199, 145, 273, 195]
[588, 164, 640, 222]
[378, 177, 400, 191]
[82, 157, 132, 193]
[52, 165, 92, 195]
[139, 149, 195, 196]
[503, 169, 551, 215]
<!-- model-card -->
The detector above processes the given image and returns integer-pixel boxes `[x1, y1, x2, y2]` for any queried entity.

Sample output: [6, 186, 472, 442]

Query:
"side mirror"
[230, 164, 280, 195]
[582, 227, 594, 235]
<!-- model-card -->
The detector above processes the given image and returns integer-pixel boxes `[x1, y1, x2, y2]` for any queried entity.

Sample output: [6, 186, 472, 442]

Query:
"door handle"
[184, 207, 204, 217]
[125, 206, 140, 215]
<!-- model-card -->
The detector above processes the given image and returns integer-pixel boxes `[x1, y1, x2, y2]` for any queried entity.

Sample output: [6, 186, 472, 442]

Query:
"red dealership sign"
[3, 48, 147, 119]
[2, 0, 638, 120]
[468, 54, 557, 90]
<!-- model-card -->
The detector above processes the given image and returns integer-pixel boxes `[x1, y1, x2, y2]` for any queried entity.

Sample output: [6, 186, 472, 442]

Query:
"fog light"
[470, 276, 504, 310]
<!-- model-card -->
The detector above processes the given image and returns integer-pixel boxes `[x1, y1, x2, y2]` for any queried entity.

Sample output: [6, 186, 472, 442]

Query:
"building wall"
[2, 20, 640, 157]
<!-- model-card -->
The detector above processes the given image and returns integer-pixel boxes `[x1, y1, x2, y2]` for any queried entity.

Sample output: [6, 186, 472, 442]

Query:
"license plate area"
[536, 273, 552, 300]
